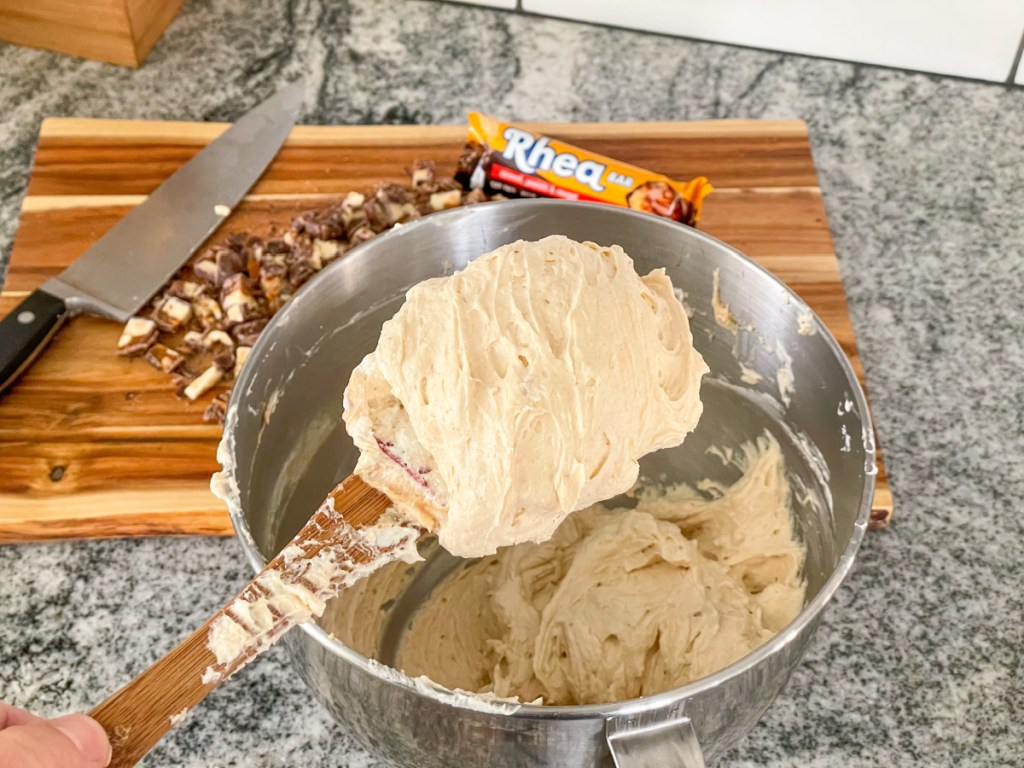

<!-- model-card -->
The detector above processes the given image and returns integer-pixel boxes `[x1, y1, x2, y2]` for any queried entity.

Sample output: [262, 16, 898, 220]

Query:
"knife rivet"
[17, 311, 35, 325]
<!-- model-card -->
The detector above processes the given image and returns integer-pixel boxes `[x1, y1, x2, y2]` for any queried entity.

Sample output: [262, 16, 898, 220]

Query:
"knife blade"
[0, 81, 304, 396]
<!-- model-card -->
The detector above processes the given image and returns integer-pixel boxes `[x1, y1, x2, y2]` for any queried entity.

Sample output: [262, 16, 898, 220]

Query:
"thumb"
[50, 715, 112, 767]
[0, 714, 111, 768]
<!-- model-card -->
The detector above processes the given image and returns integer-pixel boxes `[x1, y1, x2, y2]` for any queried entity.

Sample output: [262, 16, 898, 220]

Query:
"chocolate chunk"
[292, 206, 347, 241]
[206, 339, 236, 366]
[410, 160, 436, 192]
[171, 371, 196, 398]
[183, 365, 223, 401]
[214, 246, 246, 282]
[152, 296, 193, 332]
[220, 273, 250, 302]
[212, 347, 236, 373]
[361, 197, 390, 232]
[193, 259, 219, 287]
[382, 193, 416, 221]
[430, 189, 462, 211]
[221, 274, 262, 325]
[183, 330, 205, 351]
[231, 319, 268, 346]
[226, 303, 264, 326]
[364, 183, 415, 231]
[288, 261, 316, 288]
[116, 316, 158, 356]
[868, 507, 892, 531]
[167, 280, 205, 300]
[348, 224, 376, 246]
[144, 343, 186, 374]
[245, 236, 265, 279]
[284, 238, 321, 288]
[340, 192, 366, 228]
[375, 182, 410, 205]
[234, 346, 252, 378]
[259, 257, 290, 310]
[202, 330, 235, 350]
[263, 239, 292, 256]
[225, 232, 248, 253]
[203, 392, 230, 424]
[191, 294, 224, 330]
[312, 238, 342, 266]
[435, 177, 462, 192]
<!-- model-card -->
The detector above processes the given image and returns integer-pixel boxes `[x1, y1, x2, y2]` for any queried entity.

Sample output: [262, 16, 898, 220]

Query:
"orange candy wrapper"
[455, 113, 712, 227]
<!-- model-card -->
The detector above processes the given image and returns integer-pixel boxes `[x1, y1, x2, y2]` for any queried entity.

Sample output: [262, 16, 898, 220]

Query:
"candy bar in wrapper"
[456, 112, 712, 227]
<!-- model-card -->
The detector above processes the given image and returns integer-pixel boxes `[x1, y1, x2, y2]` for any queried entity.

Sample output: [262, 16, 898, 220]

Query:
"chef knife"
[0, 81, 305, 396]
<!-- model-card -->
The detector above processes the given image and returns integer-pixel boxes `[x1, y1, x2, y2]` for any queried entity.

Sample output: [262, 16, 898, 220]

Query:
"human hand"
[0, 701, 110, 768]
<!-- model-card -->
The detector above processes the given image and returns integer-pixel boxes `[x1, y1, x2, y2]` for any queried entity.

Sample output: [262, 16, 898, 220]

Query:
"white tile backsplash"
[521, 0, 1024, 82]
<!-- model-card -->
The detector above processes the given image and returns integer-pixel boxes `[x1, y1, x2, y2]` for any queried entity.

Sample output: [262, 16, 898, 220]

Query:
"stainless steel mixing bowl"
[220, 199, 876, 767]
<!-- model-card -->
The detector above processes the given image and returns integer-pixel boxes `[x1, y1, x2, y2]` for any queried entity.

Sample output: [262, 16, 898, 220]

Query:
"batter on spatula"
[343, 235, 708, 558]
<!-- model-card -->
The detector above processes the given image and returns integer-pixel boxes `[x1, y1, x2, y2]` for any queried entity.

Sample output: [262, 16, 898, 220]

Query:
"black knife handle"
[0, 289, 69, 397]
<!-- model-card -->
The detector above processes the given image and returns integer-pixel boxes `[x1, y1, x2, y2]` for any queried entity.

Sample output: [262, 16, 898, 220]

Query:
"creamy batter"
[211, 236, 811, 701]
[344, 235, 708, 558]
[324, 434, 805, 705]
[207, 235, 708, 685]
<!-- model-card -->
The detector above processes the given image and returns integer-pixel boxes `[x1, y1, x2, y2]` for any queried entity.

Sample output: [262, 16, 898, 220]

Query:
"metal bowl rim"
[226, 199, 876, 718]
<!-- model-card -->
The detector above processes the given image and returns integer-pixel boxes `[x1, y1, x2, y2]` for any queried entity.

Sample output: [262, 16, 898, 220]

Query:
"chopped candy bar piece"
[234, 346, 252, 378]
[152, 296, 193, 333]
[429, 189, 462, 211]
[231, 319, 268, 347]
[117, 317, 158, 356]
[183, 365, 223, 401]
[203, 391, 230, 424]
[144, 343, 186, 374]
[313, 238, 341, 266]
[411, 159, 436, 191]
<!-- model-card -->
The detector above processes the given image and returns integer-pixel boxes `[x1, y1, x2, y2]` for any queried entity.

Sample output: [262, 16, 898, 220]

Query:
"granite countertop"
[1, 1, 1022, 766]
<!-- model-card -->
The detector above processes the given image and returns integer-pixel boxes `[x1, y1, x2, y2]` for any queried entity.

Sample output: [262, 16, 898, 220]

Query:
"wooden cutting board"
[0, 118, 892, 542]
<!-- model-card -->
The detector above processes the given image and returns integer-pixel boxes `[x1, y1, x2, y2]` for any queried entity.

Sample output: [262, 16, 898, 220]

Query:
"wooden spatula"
[89, 474, 423, 768]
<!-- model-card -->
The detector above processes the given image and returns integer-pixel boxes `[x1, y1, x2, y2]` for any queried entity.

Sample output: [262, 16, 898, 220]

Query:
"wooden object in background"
[0, 117, 894, 542]
[0, 0, 185, 67]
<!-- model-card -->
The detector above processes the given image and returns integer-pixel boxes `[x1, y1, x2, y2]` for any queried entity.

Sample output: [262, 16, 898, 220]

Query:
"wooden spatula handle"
[90, 475, 415, 768]
[90, 619, 220, 767]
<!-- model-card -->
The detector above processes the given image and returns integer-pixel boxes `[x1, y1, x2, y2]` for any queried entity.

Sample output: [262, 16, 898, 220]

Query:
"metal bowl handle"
[606, 711, 706, 768]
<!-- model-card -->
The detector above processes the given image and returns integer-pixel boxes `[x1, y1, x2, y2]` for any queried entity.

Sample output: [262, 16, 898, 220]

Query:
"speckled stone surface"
[1, 1, 1023, 766]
